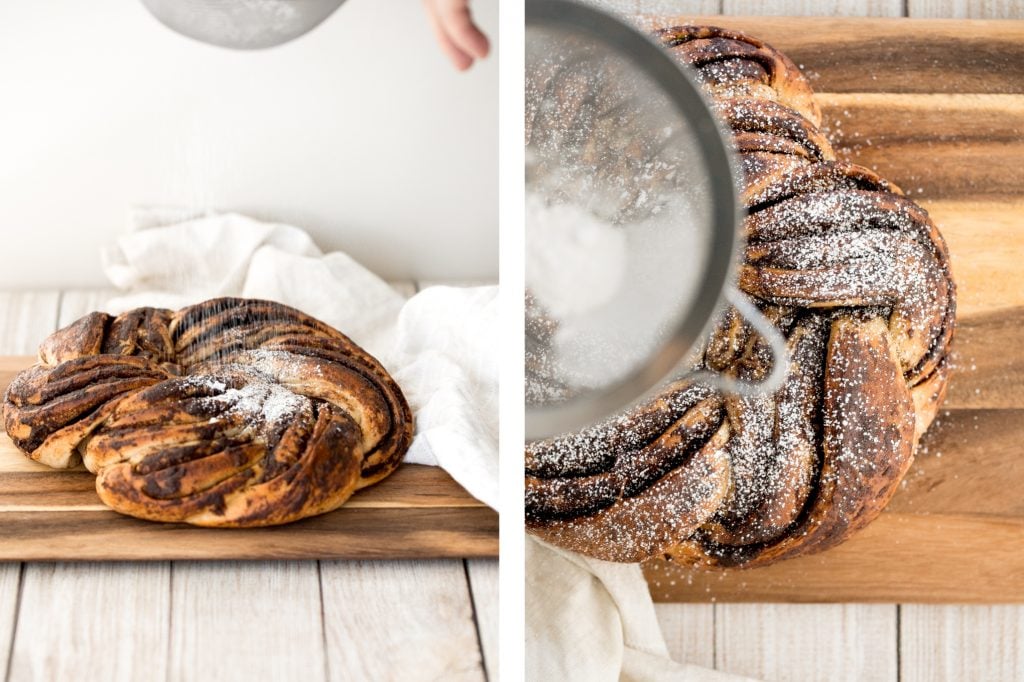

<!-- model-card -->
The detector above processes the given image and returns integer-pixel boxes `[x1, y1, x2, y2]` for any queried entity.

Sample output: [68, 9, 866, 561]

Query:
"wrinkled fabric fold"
[99, 208, 498, 509]
[527, 536, 755, 681]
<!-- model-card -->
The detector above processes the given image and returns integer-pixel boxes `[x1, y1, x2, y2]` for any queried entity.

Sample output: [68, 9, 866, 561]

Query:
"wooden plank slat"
[642, 384, 1017, 604]
[929, 201, 1024, 319]
[943, 308, 1024, 410]
[0, 356, 497, 560]
[908, 0, 1024, 19]
[723, 0, 903, 16]
[0, 563, 20, 679]
[715, 604, 898, 681]
[0, 506, 497, 561]
[817, 94, 1024, 201]
[0, 291, 59, 682]
[892, 409, 1024, 516]
[900, 605, 1024, 681]
[592, 1, 723, 18]
[0, 464, 487, 510]
[630, 15, 1024, 611]
[0, 292, 59, 355]
[635, 0, 724, 15]
[169, 561, 324, 682]
[0, 470, 106, 509]
[625, 9, 1024, 679]
[7, 563, 170, 682]
[652, 604, 716, 668]
[645, 512, 1024, 603]
[466, 559, 499, 681]
[0, 357, 39, 378]
[632, 16, 1024, 94]
[57, 289, 118, 326]
[22, 290, 492, 682]
[320, 560, 485, 681]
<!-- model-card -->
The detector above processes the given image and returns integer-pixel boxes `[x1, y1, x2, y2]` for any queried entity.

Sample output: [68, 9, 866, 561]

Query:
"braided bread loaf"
[3, 298, 413, 527]
[525, 26, 956, 567]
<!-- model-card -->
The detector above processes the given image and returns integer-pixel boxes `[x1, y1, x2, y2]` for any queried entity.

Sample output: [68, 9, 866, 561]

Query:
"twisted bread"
[525, 26, 956, 567]
[3, 298, 413, 526]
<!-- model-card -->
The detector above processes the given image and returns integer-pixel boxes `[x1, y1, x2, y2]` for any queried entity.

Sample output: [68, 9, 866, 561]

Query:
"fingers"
[440, 0, 490, 60]
[423, 0, 490, 71]
[424, 4, 473, 71]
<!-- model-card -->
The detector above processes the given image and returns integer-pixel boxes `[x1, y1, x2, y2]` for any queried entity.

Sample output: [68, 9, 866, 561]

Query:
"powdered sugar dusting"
[185, 366, 308, 431]
[525, 23, 711, 403]
[525, 24, 956, 566]
[526, 193, 628, 320]
[213, 378, 305, 426]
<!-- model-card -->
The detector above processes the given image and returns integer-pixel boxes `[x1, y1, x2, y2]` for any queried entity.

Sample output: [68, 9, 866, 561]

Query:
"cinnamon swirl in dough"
[525, 26, 955, 568]
[3, 298, 414, 527]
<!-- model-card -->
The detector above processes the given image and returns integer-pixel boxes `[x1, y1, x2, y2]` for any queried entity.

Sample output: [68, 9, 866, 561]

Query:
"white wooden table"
[0, 288, 497, 682]
[607, 1, 1024, 680]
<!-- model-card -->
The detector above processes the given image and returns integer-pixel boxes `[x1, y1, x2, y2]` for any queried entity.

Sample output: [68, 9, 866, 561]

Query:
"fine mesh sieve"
[525, 0, 786, 440]
[140, 0, 345, 49]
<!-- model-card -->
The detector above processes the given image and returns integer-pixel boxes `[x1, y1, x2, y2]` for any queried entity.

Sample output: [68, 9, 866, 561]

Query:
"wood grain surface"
[466, 559, 500, 681]
[637, 15, 1024, 604]
[168, 562, 325, 681]
[900, 604, 1024, 678]
[639, 15, 1024, 94]
[8, 563, 172, 681]
[0, 354, 497, 561]
[717, 604, 898, 681]
[321, 560, 485, 681]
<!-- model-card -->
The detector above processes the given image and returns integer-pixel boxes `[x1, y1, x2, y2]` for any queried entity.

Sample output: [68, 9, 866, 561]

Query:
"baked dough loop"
[525, 26, 956, 567]
[3, 298, 414, 527]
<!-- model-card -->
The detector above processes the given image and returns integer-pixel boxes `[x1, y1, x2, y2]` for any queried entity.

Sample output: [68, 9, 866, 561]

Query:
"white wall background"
[0, 0, 497, 288]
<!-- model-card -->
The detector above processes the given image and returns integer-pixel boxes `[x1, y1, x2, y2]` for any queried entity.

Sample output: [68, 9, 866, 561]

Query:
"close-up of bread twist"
[525, 25, 956, 567]
[3, 298, 414, 527]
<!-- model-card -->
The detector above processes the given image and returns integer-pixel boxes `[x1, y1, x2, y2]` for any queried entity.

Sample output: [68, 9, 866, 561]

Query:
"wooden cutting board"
[640, 16, 1024, 603]
[0, 358, 497, 560]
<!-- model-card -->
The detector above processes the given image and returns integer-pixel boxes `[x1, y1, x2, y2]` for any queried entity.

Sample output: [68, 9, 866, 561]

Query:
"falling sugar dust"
[525, 190, 705, 403]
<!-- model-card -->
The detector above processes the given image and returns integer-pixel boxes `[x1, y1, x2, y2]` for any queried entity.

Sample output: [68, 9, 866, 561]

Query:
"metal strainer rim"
[525, 0, 742, 441]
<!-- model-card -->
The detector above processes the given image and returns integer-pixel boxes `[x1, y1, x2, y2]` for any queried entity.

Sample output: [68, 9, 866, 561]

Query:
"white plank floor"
[608, 1, 1024, 680]
[10, 563, 172, 682]
[466, 560, 500, 681]
[320, 560, 483, 681]
[0, 288, 496, 682]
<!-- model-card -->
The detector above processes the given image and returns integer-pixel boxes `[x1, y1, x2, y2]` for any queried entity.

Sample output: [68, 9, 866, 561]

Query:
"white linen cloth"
[100, 209, 498, 510]
[528, 536, 757, 681]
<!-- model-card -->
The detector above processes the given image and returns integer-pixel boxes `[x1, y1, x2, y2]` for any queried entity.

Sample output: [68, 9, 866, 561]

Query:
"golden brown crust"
[2, 297, 414, 527]
[524, 25, 956, 567]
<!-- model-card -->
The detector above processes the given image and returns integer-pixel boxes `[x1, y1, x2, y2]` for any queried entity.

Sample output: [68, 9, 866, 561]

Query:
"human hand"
[422, 0, 490, 71]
